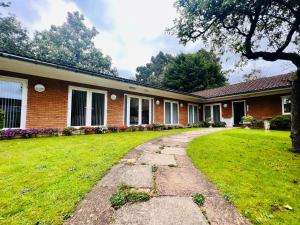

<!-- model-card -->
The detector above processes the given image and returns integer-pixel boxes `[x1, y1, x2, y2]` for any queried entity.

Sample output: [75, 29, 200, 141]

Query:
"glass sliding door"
[165, 102, 171, 124]
[172, 103, 179, 124]
[130, 97, 139, 125]
[125, 95, 153, 126]
[91, 92, 105, 126]
[0, 79, 25, 128]
[204, 106, 211, 121]
[213, 105, 221, 123]
[204, 104, 221, 123]
[69, 86, 106, 127]
[188, 105, 193, 124]
[164, 101, 179, 124]
[142, 99, 150, 124]
[71, 90, 87, 126]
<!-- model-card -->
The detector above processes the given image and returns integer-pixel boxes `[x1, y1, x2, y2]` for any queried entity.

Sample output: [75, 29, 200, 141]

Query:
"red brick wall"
[246, 95, 282, 119]
[180, 102, 188, 125]
[27, 77, 68, 128]
[221, 101, 232, 118]
[1, 72, 196, 128]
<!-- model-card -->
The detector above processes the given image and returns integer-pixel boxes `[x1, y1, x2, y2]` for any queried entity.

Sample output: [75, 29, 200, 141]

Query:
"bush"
[0, 110, 4, 129]
[145, 124, 154, 130]
[118, 125, 128, 132]
[137, 125, 145, 131]
[152, 123, 163, 131]
[108, 126, 118, 132]
[95, 126, 107, 134]
[128, 126, 137, 132]
[81, 127, 96, 134]
[251, 119, 264, 129]
[270, 115, 291, 130]
[0, 128, 59, 139]
[63, 127, 75, 136]
[212, 121, 226, 127]
[203, 120, 210, 128]
[241, 115, 254, 123]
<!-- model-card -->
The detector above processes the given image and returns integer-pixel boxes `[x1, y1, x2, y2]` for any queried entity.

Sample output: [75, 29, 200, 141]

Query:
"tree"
[242, 68, 263, 81]
[32, 12, 117, 75]
[136, 51, 174, 85]
[170, 0, 300, 152]
[0, 15, 31, 55]
[162, 50, 227, 92]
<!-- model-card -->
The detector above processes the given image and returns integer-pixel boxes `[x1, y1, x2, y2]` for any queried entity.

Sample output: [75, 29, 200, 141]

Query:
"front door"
[233, 101, 245, 126]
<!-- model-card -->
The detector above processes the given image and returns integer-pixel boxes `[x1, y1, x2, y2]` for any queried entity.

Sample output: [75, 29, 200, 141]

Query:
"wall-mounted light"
[223, 103, 228, 108]
[156, 100, 160, 105]
[34, 84, 45, 93]
[111, 94, 117, 101]
[180, 103, 184, 108]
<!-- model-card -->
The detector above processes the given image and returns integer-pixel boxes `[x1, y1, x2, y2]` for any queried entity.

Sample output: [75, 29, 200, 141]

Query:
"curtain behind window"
[91, 92, 105, 126]
[213, 105, 221, 122]
[204, 106, 211, 121]
[173, 103, 179, 124]
[71, 90, 87, 126]
[165, 102, 171, 124]
[188, 105, 193, 124]
[0, 80, 22, 128]
[193, 106, 199, 123]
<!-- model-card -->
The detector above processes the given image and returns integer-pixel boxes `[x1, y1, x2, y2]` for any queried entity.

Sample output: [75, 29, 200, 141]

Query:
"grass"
[188, 129, 300, 225]
[0, 128, 198, 225]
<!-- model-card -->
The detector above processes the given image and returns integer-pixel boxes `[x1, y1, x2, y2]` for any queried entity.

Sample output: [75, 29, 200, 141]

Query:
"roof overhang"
[0, 55, 202, 103]
[201, 87, 292, 103]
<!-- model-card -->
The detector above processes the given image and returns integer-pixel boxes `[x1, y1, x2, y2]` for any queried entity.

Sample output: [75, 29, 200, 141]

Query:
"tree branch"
[221, 21, 247, 36]
[274, 0, 297, 15]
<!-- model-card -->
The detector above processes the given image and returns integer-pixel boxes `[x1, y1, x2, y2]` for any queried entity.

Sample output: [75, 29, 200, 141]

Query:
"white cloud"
[6, 0, 296, 82]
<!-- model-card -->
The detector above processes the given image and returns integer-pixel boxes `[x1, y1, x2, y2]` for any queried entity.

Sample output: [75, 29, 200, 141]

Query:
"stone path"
[66, 128, 251, 225]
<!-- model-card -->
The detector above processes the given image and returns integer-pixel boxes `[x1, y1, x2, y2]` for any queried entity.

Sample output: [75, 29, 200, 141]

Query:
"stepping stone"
[66, 186, 116, 225]
[161, 147, 186, 155]
[137, 153, 176, 166]
[113, 197, 208, 225]
[175, 155, 193, 168]
[100, 164, 152, 188]
[156, 167, 218, 196]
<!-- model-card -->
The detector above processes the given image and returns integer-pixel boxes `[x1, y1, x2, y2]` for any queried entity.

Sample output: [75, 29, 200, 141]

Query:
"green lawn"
[0, 128, 198, 225]
[188, 129, 300, 225]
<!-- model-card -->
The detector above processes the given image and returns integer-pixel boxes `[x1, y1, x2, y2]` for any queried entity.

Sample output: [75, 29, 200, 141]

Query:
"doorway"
[233, 101, 245, 126]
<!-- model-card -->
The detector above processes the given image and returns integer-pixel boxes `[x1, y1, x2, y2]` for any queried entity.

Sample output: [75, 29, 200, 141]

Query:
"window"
[164, 100, 179, 124]
[188, 104, 199, 124]
[0, 76, 27, 129]
[68, 86, 107, 127]
[124, 95, 153, 125]
[203, 104, 221, 122]
[282, 96, 291, 115]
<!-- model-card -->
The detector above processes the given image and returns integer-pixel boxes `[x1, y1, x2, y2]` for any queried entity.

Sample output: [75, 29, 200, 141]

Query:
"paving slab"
[100, 164, 152, 188]
[113, 197, 208, 225]
[65, 186, 116, 225]
[174, 155, 194, 168]
[161, 147, 186, 155]
[137, 153, 177, 166]
[156, 167, 218, 196]
[203, 196, 251, 225]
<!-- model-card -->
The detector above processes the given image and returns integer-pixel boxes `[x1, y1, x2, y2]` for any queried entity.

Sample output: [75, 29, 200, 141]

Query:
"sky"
[1, 0, 296, 83]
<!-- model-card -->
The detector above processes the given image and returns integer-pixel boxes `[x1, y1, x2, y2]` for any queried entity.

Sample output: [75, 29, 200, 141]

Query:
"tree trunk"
[291, 68, 300, 153]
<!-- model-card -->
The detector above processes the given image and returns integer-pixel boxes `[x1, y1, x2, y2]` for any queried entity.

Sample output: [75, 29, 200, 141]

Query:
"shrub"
[192, 193, 205, 206]
[241, 115, 254, 123]
[118, 125, 128, 132]
[212, 121, 226, 127]
[270, 115, 291, 130]
[0, 128, 59, 139]
[128, 126, 137, 132]
[137, 125, 145, 131]
[95, 126, 107, 134]
[0, 109, 4, 129]
[108, 126, 118, 132]
[203, 120, 210, 128]
[251, 119, 264, 129]
[63, 127, 75, 136]
[152, 123, 163, 131]
[145, 124, 154, 130]
[82, 127, 96, 134]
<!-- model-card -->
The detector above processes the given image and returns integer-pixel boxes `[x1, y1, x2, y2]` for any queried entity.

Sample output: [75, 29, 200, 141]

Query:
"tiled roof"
[193, 73, 293, 98]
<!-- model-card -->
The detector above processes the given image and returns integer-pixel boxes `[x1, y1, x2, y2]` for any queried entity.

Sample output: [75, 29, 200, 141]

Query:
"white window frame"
[164, 100, 179, 125]
[203, 103, 222, 123]
[125, 94, 153, 126]
[281, 95, 291, 115]
[0, 75, 28, 129]
[188, 103, 199, 124]
[67, 86, 107, 127]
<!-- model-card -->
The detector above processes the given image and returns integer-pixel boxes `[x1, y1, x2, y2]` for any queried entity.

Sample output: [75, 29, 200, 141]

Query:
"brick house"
[0, 52, 292, 129]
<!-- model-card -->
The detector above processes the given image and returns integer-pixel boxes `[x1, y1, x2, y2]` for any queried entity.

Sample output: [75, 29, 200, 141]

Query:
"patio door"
[233, 101, 245, 126]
